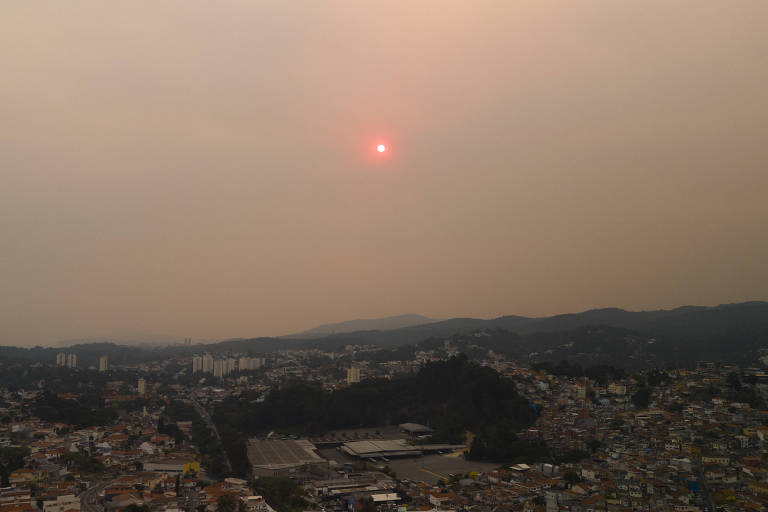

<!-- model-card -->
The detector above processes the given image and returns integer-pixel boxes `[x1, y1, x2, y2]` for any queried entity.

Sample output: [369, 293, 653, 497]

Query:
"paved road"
[189, 390, 233, 474]
[80, 481, 109, 512]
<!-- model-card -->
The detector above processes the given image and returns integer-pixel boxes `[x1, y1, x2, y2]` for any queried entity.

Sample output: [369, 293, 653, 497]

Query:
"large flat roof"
[341, 439, 422, 458]
[247, 439, 325, 470]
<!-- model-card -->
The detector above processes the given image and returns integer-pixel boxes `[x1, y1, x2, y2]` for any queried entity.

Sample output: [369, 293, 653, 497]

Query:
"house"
[143, 459, 200, 477]
[240, 496, 275, 512]
[8, 468, 35, 486]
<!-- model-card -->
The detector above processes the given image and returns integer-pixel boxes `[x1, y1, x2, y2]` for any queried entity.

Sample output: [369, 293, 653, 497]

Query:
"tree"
[360, 497, 377, 512]
[249, 477, 308, 512]
[632, 387, 651, 409]
[124, 506, 150, 512]
[727, 372, 741, 391]
[0, 446, 31, 487]
[217, 493, 239, 512]
[564, 470, 582, 484]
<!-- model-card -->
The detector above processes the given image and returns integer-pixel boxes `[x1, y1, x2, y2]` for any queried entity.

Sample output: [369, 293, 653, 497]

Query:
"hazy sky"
[2, 1, 767, 345]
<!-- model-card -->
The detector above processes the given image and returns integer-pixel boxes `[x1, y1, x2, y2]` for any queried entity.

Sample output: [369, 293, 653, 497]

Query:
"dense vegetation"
[213, 355, 537, 464]
[249, 477, 308, 512]
[33, 391, 118, 427]
[161, 400, 230, 478]
[0, 446, 31, 486]
[61, 452, 105, 473]
[531, 361, 627, 385]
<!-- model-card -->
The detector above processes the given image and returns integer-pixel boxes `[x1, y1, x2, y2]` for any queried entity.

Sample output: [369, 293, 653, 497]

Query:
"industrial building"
[398, 422, 432, 437]
[341, 439, 464, 459]
[248, 439, 327, 477]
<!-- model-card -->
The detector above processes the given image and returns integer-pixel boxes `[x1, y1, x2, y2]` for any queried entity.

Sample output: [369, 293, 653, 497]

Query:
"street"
[80, 481, 109, 512]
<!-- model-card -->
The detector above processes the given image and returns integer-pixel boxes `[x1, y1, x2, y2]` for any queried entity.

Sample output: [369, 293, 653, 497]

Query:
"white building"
[56, 353, 66, 366]
[238, 357, 265, 371]
[212, 358, 237, 378]
[42, 494, 79, 512]
[66, 353, 77, 369]
[192, 355, 203, 374]
[213, 360, 224, 378]
[98, 355, 108, 372]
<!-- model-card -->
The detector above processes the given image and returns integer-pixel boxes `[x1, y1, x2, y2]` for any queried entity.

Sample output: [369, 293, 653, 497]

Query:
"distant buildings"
[346, 366, 362, 384]
[213, 359, 236, 378]
[99, 355, 108, 372]
[137, 378, 146, 396]
[608, 382, 627, 395]
[203, 354, 214, 373]
[239, 357, 265, 371]
[193, 354, 264, 376]
[56, 353, 77, 368]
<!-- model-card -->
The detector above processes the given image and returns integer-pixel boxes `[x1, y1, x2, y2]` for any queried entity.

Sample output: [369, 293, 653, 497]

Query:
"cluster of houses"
[3, 343, 768, 512]
[505, 364, 768, 510]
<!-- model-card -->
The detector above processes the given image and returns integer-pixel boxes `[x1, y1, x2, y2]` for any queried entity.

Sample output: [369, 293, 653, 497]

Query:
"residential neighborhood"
[1, 340, 768, 512]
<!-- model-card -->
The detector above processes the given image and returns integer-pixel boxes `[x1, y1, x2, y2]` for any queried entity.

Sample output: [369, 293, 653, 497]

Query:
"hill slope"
[4, 301, 767, 370]
[285, 314, 435, 338]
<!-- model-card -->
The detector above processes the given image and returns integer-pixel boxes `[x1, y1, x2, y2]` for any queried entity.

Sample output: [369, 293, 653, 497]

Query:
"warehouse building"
[248, 439, 328, 477]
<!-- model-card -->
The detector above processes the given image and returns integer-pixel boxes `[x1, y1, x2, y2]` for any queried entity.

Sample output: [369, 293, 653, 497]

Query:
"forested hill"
[285, 314, 436, 338]
[289, 301, 768, 350]
[2, 301, 767, 369]
[212, 355, 538, 470]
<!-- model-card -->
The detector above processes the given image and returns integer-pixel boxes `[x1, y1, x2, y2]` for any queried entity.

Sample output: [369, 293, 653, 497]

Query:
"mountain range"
[2, 301, 767, 369]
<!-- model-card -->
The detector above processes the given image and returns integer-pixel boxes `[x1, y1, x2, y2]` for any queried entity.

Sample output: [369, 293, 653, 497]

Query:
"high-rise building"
[192, 355, 203, 373]
[212, 358, 237, 378]
[238, 356, 264, 371]
[137, 378, 146, 396]
[213, 360, 224, 378]
[98, 356, 108, 372]
[346, 366, 362, 384]
[66, 353, 77, 369]
[202, 354, 214, 374]
[56, 353, 66, 366]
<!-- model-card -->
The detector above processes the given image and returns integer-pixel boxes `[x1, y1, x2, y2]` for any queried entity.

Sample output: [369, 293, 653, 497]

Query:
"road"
[189, 390, 233, 474]
[80, 481, 109, 512]
[182, 485, 200, 512]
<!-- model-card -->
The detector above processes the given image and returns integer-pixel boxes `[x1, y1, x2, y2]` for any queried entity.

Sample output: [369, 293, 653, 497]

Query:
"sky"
[1, 1, 767, 346]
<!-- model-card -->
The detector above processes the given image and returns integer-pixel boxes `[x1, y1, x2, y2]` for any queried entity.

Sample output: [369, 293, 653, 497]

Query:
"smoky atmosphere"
[1, 1, 767, 346]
